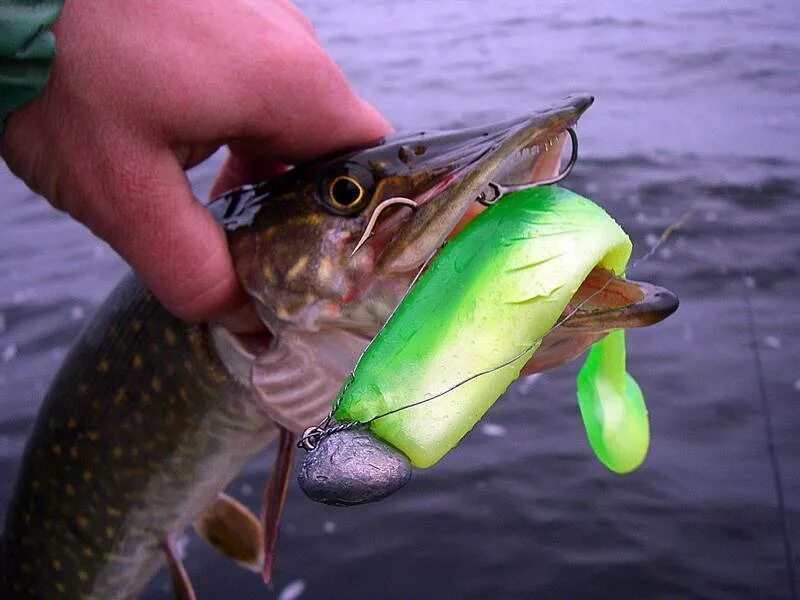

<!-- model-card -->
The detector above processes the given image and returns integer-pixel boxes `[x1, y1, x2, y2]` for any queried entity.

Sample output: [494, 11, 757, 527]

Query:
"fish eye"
[315, 162, 374, 216]
[328, 176, 364, 211]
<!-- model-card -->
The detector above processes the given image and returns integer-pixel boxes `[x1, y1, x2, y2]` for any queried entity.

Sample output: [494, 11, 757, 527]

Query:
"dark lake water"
[1, 1, 799, 598]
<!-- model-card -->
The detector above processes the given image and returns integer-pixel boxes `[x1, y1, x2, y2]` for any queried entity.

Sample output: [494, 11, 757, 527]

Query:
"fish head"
[216, 95, 605, 336]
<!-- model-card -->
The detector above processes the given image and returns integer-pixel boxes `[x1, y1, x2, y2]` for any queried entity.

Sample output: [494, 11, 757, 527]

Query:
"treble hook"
[351, 196, 419, 256]
[479, 126, 579, 207]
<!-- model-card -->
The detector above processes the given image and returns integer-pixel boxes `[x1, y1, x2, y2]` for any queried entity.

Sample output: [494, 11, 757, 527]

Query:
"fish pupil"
[332, 177, 362, 206]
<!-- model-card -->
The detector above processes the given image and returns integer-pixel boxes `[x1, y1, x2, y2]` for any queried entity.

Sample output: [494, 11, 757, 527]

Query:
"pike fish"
[0, 95, 677, 598]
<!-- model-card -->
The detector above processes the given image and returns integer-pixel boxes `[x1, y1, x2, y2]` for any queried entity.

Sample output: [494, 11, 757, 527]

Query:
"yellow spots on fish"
[20, 562, 32, 573]
[224, 402, 243, 418]
[51, 559, 62, 572]
[275, 306, 292, 321]
[179, 387, 189, 402]
[67, 417, 78, 429]
[261, 226, 279, 243]
[164, 327, 177, 347]
[151, 376, 162, 392]
[76, 515, 89, 528]
[262, 263, 275, 283]
[318, 255, 333, 285]
[78, 382, 89, 396]
[286, 255, 310, 282]
[132, 354, 144, 370]
[78, 570, 90, 583]
[113, 388, 127, 406]
[106, 506, 122, 518]
[86, 430, 100, 441]
[97, 358, 110, 374]
[140, 391, 152, 405]
[65, 483, 76, 496]
[70, 445, 79, 459]
[113, 446, 124, 458]
[132, 319, 143, 332]
[82, 470, 92, 483]
[81, 546, 94, 558]
[105, 526, 115, 539]
[130, 447, 140, 458]
[51, 444, 62, 456]
[56, 582, 66, 593]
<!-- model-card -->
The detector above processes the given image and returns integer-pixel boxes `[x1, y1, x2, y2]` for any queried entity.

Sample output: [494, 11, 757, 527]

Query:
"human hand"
[2, 0, 391, 331]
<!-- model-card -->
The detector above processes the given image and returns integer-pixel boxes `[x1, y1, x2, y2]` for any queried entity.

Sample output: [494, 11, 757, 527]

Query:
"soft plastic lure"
[332, 186, 632, 467]
[577, 329, 648, 473]
[299, 186, 669, 504]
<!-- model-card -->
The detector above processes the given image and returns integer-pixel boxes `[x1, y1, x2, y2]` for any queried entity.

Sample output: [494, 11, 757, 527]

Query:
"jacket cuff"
[0, 1, 64, 135]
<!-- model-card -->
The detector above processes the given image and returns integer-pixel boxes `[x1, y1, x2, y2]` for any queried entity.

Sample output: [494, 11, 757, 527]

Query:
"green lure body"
[333, 186, 634, 468]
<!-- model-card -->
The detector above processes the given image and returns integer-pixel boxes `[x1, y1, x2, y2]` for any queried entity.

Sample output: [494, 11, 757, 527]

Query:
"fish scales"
[1, 275, 277, 598]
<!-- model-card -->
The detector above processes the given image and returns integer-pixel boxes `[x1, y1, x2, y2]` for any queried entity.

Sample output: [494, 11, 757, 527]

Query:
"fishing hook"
[478, 126, 579, 207]
[351, 196, 419, 256]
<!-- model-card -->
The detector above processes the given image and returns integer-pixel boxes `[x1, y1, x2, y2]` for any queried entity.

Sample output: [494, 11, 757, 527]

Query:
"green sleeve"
[0, 0, 64, 135]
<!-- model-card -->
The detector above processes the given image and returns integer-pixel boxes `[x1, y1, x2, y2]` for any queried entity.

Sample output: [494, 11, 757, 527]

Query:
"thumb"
[86, 146, 252, 327]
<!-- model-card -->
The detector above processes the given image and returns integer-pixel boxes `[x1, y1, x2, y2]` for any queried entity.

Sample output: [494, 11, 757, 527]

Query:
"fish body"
[0, 96, 658, 597]
[1, 277, 281, 597]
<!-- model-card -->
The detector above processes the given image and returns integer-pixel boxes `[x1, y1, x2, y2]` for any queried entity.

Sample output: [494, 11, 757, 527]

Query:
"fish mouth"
[563, 268, 680, 331]
[367, 94, 596, 274]
[522, 268, 679, 374]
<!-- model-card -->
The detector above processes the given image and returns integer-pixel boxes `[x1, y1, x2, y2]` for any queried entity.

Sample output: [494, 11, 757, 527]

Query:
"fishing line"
[362, 204, 695, 425]
[738, 270, 798, 598]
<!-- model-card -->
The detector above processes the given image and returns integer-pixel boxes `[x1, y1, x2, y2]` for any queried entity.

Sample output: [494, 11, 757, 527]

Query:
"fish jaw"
[522, 269, 679, 374]
[372, 95, 595, 275]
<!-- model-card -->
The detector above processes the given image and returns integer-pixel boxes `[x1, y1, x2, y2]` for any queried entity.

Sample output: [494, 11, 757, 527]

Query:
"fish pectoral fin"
[163, 537, 198, 600]
[193, 493, 264, 573]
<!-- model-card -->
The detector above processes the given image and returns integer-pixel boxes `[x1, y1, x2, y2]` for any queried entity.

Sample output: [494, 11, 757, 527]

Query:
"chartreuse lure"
[299, 186, 651, 505]
[577, 329, 648, 473]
